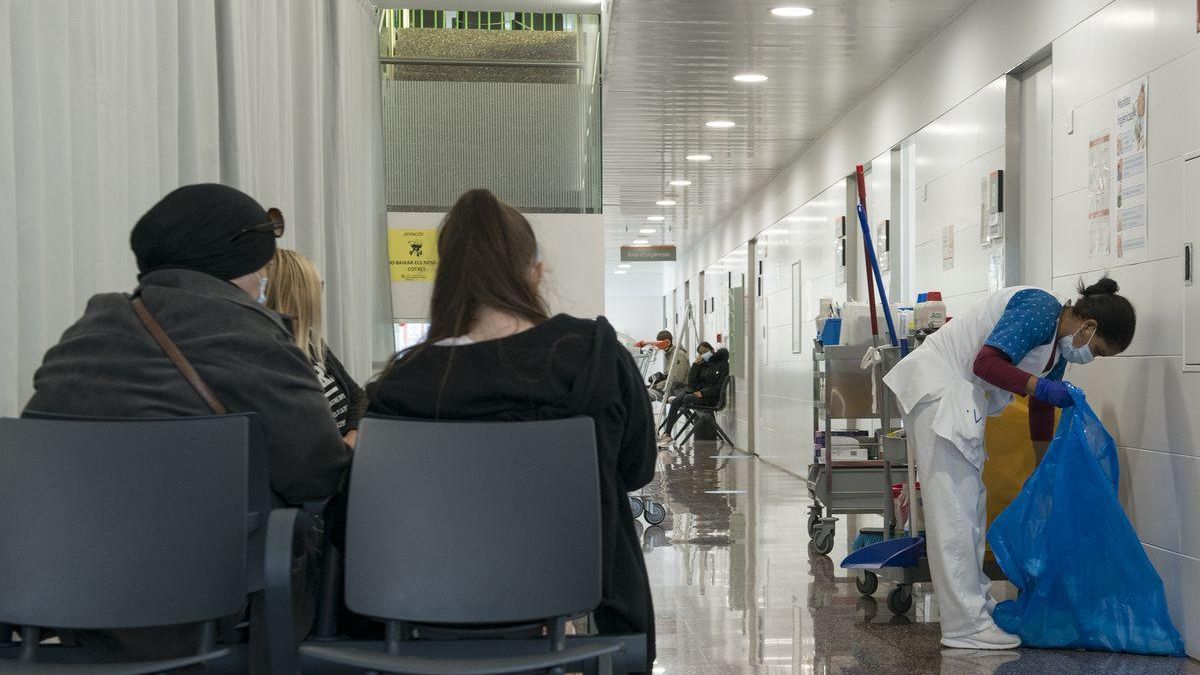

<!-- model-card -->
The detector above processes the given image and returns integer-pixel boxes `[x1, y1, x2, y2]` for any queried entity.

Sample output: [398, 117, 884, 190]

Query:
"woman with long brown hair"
[266, 249, 366, 447]
[367, 189, 657, 670]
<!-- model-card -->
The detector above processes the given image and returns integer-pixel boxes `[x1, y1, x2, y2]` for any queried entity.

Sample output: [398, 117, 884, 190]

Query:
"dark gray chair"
[299, 416, 634, 675]
[674, 376, 735, 445]
[0, 415, 298, 674]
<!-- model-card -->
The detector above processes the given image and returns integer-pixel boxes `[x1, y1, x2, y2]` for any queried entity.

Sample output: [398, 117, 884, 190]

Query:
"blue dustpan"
[840, 536, 925, 569]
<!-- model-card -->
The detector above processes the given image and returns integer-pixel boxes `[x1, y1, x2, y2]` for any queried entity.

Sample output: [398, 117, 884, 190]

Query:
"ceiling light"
[669, 179, 692, 187]
[705, 120, 736, 129]
[614, 270, 627, 275]
[639, 228, 658, 234]
[686, 154, 712, 162]
[631, 239, 650, 245]
[646, 215, 666, 221]
[656, 199, 677, 206]
[770, 6, 814, 17]
[618, 264, 631, 268]
[733, 73, 768, 83]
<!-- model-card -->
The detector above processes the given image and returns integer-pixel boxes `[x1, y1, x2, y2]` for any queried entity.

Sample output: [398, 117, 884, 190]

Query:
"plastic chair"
[299, 416, 638, 675]
[2, 414, 303, 675]
[674, 377, 735, 445]
[0, 416, 256, 672]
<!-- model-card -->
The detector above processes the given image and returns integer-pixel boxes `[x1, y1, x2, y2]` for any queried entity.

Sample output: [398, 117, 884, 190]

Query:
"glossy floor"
[635, 442, 1200, 674]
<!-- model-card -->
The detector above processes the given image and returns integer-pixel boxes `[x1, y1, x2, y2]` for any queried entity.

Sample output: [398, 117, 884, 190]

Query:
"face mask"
[1059, 324, 1096, 365]
[256, 274, 269, 305]
[701, 351, 713, 362]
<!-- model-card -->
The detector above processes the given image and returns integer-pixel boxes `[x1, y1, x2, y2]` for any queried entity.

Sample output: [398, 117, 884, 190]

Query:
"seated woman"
[265, 249, 366, 446]
[367, 188, 657, 672]
[659, 343, 729, 444]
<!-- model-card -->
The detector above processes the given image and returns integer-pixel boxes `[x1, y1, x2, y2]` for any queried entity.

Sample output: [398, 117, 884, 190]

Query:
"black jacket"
[367, 315, 657, 669]
[685, 348, 730, 401]
[25, 269, 352, 505]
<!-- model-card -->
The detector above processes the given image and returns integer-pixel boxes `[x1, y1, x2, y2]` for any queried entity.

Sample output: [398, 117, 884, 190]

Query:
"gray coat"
[25, 268, 351, 505]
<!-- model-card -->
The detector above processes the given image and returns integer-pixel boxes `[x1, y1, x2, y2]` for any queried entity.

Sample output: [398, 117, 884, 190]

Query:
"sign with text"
[620, 245, 676, 262]
[387, 228, 439, 282]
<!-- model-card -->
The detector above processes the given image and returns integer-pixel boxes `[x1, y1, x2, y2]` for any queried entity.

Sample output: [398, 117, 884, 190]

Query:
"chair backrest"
[345, 416, 601, 625]
[717, 375, 733, 410]
[0, 416, 249, 629]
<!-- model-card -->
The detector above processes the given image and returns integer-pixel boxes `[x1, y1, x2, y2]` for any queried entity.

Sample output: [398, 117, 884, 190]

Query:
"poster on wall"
[387, 228, 439, 282]
[942, 225, 955, 271]
[1087, 131, 1112, 258]
[1115, 78, 1149, 261]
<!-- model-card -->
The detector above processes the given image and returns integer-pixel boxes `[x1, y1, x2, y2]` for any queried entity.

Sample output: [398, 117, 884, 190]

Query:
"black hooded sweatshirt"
[367, 315, 657, 670]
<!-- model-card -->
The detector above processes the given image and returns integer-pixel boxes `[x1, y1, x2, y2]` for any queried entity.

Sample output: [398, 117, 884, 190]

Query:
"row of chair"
[657, 377, 735, 446]
[0, 414, 646, 674]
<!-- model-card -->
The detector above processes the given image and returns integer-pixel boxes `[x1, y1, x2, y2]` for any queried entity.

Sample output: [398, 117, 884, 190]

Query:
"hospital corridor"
[2, 0, 1200, 673]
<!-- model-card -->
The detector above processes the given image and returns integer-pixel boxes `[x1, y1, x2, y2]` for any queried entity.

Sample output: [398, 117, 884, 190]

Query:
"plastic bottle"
[914, 291, 947, 330]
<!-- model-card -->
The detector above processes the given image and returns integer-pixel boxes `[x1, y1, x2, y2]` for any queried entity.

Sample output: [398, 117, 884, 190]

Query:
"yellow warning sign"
[387, 229, 439, 282]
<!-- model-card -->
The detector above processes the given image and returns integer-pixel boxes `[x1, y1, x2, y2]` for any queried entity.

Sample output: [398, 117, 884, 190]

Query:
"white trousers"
[906, 398, 997, 638]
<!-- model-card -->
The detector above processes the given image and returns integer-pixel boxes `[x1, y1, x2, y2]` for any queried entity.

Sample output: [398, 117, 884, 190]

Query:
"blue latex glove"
[1035, 378, 1075, 408]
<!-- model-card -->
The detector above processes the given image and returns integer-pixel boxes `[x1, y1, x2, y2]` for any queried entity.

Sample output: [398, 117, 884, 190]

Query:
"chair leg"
[0, 624, 13, 646]
[312, 539, 340, 639]
[673, 412, 695, 440]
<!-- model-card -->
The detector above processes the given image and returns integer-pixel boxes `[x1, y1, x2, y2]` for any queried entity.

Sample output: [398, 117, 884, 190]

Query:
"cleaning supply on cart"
[988, 385, 1185, 656]
[839, 302, 873, 345]
[913, 291, 947, 331]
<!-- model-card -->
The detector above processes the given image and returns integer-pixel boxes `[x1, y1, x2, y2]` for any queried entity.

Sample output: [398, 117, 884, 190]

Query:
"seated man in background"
[641, 330, 690, 402]
[24, 183, 352, 665]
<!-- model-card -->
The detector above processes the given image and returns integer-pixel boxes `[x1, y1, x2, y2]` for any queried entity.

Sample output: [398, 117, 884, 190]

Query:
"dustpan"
[841, 536, 925, 569]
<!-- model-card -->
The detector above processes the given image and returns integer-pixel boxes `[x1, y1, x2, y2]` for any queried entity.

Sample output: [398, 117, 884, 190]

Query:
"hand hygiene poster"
[1115, 78, 1148, 261]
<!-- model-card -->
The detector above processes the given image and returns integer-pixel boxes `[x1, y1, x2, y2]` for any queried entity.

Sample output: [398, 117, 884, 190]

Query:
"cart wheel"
[644, 501, 667, 526]
[629, 496, 644, 519]
[855, 571, 879, 597]
[813, 529, 835, 555]
[887, 585, 913, 615]
[807, 512, 821, 537]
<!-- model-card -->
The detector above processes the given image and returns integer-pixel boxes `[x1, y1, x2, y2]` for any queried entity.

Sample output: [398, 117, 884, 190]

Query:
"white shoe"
[984, 595, 997, 615]
[657, 434, 673, 447]
[940, 623, 1020, 650]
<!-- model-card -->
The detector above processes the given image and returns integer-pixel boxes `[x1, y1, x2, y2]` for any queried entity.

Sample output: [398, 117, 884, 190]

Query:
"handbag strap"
[130, 297, 228, 415]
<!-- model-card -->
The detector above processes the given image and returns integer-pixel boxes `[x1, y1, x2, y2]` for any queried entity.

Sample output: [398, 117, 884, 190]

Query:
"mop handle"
[854, 166, 899, 348]
[862, 211, 880, 347]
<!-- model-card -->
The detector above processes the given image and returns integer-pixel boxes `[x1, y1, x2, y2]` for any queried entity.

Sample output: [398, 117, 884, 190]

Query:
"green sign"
[620, 245, 676, 262]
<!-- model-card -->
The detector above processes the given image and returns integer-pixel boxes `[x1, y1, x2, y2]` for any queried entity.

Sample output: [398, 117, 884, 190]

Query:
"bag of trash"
[987, 385, 1185, 656]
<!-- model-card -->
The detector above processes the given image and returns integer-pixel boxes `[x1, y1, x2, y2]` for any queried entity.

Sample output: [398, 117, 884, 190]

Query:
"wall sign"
[942, 225, 955, 271]
[620, 245, 676, 262]
[387, 228, 439, 282]
[1087, 131, 1112, 258]
[1115, 78, 1149, 261]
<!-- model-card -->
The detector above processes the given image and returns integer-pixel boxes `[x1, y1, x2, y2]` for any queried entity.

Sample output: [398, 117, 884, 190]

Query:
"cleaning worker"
[882, 277, 1136, 649]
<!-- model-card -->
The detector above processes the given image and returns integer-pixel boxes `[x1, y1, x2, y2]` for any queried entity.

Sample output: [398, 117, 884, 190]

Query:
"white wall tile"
[1086, 0, 1159, 100]
[1175, 453, 1200, 559]
[1052, 94, 1110, 199]
[1147, 54, 1194, 167]
[1052, 23, 1091, 120]
[1118, 447, 1183, 551]
[1052, 256, 1182, 357]
[1142, 544, 1200, 656]
[1154, 0, 1200, 68]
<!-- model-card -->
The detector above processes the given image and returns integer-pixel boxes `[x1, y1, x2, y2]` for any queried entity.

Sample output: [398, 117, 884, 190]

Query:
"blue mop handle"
[856, 202, 899, 347]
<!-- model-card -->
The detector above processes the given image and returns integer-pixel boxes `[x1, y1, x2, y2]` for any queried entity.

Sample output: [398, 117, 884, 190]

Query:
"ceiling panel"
[601, 0, 970, 280]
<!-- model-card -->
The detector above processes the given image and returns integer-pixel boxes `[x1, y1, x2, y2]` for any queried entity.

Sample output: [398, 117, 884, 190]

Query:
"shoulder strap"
[130, 297, 228, 415]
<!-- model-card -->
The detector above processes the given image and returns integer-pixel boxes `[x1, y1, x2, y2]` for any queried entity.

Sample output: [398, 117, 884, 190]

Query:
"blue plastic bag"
[988, 386, 1185, 656]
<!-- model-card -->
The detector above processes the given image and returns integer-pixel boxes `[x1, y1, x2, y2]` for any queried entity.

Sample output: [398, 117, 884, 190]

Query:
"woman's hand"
[694, 391, 703, 399]
[343, 429, 359, 449]
[1034, 379, 1075, 408]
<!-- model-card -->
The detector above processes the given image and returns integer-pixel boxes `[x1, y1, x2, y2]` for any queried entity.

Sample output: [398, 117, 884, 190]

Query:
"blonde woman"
[266, 249, 366, 447]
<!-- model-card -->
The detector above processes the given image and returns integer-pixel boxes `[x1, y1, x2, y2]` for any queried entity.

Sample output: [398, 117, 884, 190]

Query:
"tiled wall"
[1048, 0, 1200, 655]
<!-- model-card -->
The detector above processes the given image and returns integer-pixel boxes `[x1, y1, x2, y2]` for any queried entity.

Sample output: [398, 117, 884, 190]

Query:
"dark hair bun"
[1078, 275, 1120, 296]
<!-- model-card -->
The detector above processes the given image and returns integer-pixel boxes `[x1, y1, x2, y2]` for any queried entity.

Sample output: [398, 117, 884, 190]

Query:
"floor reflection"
[641, 441, 1200, 674]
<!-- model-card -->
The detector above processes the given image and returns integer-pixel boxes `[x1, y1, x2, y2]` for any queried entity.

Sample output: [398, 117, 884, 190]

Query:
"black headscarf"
[131, 183, 277, 280]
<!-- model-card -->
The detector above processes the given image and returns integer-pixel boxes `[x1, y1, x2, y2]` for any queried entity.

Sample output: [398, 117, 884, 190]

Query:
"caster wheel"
[855, 571, 879, 596]
[644, 501, 667, 525]
[807, 512, 821, 537]
[629, 496, 644, 519]
[887, 586, 913, 615]
[813, 529, 835, 555]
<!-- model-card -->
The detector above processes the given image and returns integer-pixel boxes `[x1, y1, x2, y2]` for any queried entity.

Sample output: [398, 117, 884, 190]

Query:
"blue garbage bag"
[988, 385, 1185, 656]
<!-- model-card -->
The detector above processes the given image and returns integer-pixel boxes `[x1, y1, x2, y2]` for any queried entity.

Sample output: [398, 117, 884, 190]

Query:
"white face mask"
[256, 274, 269, 305]
[1058, 324, 1096, 365]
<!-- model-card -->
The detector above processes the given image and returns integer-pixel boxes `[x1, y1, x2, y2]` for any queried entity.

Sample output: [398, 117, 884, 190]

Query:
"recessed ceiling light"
[656, 199, 677, 206]
[632, 239, 650, 245]
[733, 73, 768, 83]
[639, 228, 658, 234]
[618, 264, 631, 268]
[705, 120, 736, 128]
[770, 6, 814, 17]
[686, 154, 713, 162]
[669, 179, 692, 187]
[646, 215, 666, 221]
[614, 270, 627, 275]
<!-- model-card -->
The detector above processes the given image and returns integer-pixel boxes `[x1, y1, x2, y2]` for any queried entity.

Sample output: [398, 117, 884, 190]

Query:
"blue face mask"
[1059, 324, 1096, 365]
[701, 351, 713, 362]
[256, 274, 269, 305]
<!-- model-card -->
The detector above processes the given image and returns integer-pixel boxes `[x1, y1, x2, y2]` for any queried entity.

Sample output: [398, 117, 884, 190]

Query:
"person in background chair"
[368, 188, 658, 673]
[659, 344, 729, 445]
[266, 249, 366, 447]
[24, 183, 351, 665]
[642, 330, 690, 402]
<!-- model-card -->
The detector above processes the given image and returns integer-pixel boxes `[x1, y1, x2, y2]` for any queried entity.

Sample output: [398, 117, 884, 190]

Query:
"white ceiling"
[601, 0, 971, 296]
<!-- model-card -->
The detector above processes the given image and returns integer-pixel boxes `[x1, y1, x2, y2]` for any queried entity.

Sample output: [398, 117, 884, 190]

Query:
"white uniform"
[883, 287, 1058, 639]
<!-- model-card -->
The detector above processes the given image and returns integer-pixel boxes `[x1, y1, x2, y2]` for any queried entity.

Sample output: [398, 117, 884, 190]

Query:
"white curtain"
[0, 0, 389, 415]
